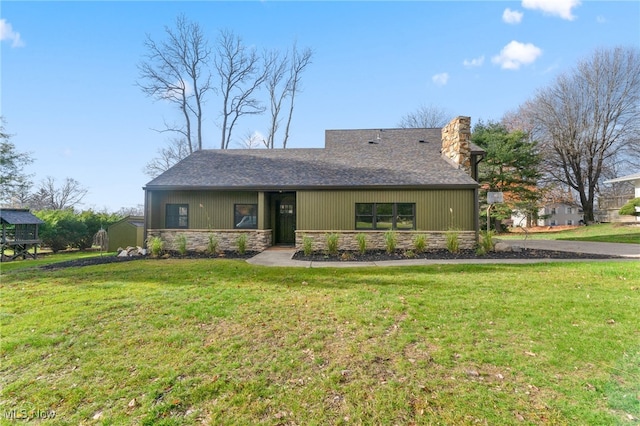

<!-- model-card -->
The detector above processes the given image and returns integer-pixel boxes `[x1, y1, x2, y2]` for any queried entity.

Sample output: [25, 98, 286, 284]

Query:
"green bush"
[77, 210, 120, 249]
[412, 234, 427, 253]
[445, 229, 460, 253]
[325, 233, 339, 255]
[384, 230, 397, 254]
[479, 230, 495, 252]
[355, 233, 367, 254]
[175, 234, 187, 256]
[619, 197, 640, 216]
[302, 235, 314, 256]
[147, 236, 164, 257]
[36, 209, 88, 253]
[207, 234, 219, 254]
[236, 233, 248, 255]
[35, 209, 121, 252]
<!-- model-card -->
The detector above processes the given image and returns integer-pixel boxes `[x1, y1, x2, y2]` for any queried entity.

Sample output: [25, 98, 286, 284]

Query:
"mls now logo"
[4, 409, 56, 420]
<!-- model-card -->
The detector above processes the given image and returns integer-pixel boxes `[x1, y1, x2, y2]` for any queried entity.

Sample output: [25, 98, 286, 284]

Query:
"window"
[551, 207, 557, 215]
[235, 204, 257, 229]
[567, 219, 573, 225]
[566, 207, 573, 214]
[166, 204, 188, 228]
[355, 203, 415, 230]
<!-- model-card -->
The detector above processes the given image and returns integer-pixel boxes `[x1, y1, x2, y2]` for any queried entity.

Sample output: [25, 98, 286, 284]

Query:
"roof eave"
[144, 183, 480, 192]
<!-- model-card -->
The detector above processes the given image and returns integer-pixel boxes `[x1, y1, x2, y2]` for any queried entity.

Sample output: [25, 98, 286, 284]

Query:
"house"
[0, 208, 44, 261]
[107, 216, 145, 251]
[143, 116, 485, 252]
[602, 172, 640, 222]
[536, 203, 584, 226]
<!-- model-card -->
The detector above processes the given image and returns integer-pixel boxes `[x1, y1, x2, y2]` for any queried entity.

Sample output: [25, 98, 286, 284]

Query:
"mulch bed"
[39, 251, 259, 271]
[34, 248, 622, 271]
[292, 249, 623, 262]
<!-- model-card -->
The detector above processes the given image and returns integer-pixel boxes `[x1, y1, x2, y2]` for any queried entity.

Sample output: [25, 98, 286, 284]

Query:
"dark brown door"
[275, 196, 296, 245]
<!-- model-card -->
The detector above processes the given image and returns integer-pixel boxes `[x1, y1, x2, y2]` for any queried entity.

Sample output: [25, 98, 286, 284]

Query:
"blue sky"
[2, 1, 639, 212]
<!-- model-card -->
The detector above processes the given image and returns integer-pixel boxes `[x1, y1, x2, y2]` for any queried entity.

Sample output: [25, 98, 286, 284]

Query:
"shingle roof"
[145, 128, 481, 190]
[0, 209, 45, 225]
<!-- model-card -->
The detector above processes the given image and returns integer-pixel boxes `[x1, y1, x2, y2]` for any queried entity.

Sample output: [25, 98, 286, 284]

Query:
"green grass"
[1, 258, 639, 424]
[501, 223, 640, 244]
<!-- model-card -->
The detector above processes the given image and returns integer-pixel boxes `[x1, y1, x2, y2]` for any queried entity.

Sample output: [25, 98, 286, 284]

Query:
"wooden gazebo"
[0, 208, 45, 261]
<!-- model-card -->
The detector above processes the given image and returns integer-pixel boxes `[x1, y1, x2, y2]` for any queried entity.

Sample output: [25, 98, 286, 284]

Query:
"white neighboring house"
[511, 203, 584, 228]
[537, 203, 584, 226]
[603, 172, 640, 222]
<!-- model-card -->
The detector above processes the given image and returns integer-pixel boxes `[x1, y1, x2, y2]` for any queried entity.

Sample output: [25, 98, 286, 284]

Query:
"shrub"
[35, 209, 121, 252]
[36, 209, 88, 253]
[207, 234, 219, 254]
[412, 234, 427, 253]
[77, 210, 121, 249]
[302, 235, 314, 256]
[236, 233, 248, 255]
[147, 236, 164, 257]
[404, 249, 415, 258]
[325, 233, 339, 255]
[619, 197, 640, 216]
[175, 234, 187, 256]
[355, 233, 367, 254]
[445, 229, 460, 253]
[384, 230, 397, 254]
[479, 230, 495, 253]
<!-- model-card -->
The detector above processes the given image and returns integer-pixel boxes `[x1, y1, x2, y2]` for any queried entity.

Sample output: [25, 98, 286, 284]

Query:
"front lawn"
[501, 223, 640, 244]
[1, 259, 638, 424]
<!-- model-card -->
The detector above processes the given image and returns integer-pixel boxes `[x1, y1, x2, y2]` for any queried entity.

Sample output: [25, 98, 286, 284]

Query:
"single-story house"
[107, 215, 145, 251]
[143, 116, 485, 252]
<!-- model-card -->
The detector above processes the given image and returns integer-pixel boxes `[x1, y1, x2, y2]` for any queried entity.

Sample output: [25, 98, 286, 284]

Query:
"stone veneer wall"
[147, 229, 272, 252]
[295, 230, 477, 252]
[441, 116, 472, 175]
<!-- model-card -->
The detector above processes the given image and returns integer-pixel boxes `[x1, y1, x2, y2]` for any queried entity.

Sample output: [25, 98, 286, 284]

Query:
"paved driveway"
[498, 239, 640, 258]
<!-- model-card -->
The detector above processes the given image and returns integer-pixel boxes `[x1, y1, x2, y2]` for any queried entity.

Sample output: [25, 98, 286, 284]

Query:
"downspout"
[143, 186, 149, 249]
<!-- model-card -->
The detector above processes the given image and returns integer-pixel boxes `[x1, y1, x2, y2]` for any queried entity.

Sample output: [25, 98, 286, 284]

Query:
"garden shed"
[108, 216, 145, 251]
[0, 208, 45, 261]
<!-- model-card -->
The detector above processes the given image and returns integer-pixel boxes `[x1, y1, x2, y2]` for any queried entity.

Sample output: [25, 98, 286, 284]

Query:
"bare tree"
[264, 49, 288, 149]
[29, 177, 88, 210]
[215, 29, 268, 149]
[237, 130, 266, 149]
[397, 104, 452, 128]
[138, 14, 212, 153]
[281, 44, 313, 149]
[143, 137, 191, 178]
[526, 46, 640, 223]
[263, 43, 313, 149]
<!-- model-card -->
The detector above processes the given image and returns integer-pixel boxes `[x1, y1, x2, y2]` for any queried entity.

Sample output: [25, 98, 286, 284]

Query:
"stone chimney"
[441, 116, 472, 175]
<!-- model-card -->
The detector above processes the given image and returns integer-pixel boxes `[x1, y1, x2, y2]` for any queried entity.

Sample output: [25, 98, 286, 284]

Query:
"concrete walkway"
[246, 241, 639, 268]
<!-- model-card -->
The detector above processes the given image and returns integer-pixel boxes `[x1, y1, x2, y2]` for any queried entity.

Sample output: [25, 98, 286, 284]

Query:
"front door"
[275, 194, 296, 245]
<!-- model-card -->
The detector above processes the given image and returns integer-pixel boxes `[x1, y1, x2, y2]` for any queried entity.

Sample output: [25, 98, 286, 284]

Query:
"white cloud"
[503, 8, 524, 24]
[0, 19, 25, 48]
[432, 73, 449, 86]
[492, 41, 542, 70]
[463, 55, 485, 68]
[522, 0, 581, 21]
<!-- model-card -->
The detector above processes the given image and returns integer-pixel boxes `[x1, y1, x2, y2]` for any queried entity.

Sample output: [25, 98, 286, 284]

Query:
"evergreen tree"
[472, 121, 542, 230]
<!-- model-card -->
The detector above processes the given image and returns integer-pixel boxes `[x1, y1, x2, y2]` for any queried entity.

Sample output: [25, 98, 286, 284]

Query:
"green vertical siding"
[148, 191, 258, 229]
[297, 189, 476, 231]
